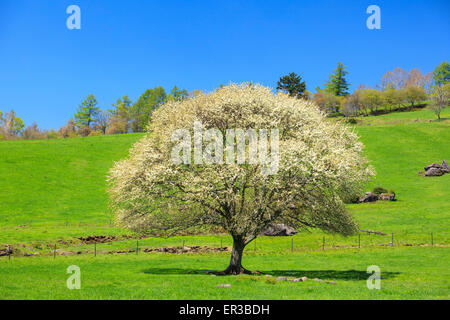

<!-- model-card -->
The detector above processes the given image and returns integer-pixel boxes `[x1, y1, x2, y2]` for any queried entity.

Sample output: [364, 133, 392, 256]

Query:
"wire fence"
[2, 230, 448, 260]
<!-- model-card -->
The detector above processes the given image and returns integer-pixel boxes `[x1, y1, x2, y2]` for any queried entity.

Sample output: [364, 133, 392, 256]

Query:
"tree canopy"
[0, 110, 25, 139]
[276, 72, 307, 99]
[324, 62, 350, 96]
[130, 87, 167, 132]
[429, 83, 450, 120]
[74, 94, 100, 128]
[108, 83, 374, 274]
[433, 61, 450, 86]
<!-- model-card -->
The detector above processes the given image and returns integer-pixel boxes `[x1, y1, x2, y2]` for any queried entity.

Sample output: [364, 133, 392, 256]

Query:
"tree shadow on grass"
[142, 268, 400, 281]
[428, 117, 449, 122]
[264, 270, 400, 281]
[142, 268, 217, 275]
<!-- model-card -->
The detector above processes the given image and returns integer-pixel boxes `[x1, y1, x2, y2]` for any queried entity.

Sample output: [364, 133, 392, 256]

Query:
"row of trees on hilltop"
[277, 61, 450, 121]
[2, 62, 449, 140]
[70, 86, 189, 137]
[0, 85, 189, 140]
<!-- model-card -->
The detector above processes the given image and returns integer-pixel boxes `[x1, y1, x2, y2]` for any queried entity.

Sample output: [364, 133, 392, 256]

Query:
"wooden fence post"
[358, 233, 361, 249]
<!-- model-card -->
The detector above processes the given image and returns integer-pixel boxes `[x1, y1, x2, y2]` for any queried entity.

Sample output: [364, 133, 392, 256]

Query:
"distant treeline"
[1, 61, 449, 140]
[0, 85, 193, 140]
[277, 62, 449, 120]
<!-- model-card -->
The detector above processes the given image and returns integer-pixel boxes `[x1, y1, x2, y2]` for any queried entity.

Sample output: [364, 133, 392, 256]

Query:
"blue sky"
[0, 0, 449, 129]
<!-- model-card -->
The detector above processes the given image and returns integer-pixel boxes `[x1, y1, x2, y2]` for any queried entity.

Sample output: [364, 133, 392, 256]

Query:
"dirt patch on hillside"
[77, 235, 120, 244]
[76, 234, 148, 244]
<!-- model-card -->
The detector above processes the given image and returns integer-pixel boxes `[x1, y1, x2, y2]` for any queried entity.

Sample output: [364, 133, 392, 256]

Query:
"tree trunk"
[219, 237, 252, 275]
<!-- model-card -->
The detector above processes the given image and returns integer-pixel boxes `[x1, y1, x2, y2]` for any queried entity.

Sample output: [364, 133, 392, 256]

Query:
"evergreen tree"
[130, 87, 167, 132]
[433, 61, 450, 86]
[324, 62, 350, 96]
[169, 86, 189, 101]
[110, 95, 132, 122]
[276, 72, 307, 99]
[74, 94, 100, 128]
[108, 95, 133, 134]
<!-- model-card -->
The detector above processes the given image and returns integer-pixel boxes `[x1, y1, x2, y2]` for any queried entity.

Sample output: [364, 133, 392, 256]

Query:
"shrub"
[58, 119, 78, 138]
[78, 126, 91, 137]
[22, 123, 46, 140]
[46, 130, 59, 140]
[106, 117, 128, 135]
[372, 187, 388, 195]
[88, 130, 103, 137]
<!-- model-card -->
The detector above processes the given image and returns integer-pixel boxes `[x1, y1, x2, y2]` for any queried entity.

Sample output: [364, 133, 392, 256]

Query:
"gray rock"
[379, 193, 395, 201]
[359, 192, 379, 203]
[25, 252, 41, 257]
[425, 167, 445, 177]
[442, 160, 450, 172]
[261, 224, 298, 236]
[425, 163, 442, 171]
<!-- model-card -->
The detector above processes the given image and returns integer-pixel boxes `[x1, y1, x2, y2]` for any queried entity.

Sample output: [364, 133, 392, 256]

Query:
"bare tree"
[95, 110, 110, 134]
[429, 83, 450, 120]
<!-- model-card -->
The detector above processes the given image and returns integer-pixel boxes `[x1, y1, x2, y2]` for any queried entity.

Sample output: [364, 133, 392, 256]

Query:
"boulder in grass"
[422, 160, 449, 177]
[424, 163, 442, 171]
[261, 223, 298, 236]
[25, 252, 41, 257]
[379, 193, 395, 201]
[425, 167, 445, 177]
[442, 160, 450, 173]
[359, 192, 379, 203]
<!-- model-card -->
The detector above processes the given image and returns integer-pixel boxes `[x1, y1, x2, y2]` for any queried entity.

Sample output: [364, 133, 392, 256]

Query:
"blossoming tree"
[108, 84, 374, 274]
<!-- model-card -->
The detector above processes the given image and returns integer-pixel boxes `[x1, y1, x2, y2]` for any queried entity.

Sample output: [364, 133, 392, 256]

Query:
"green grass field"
[1, 247, 448, 299]
[0, 108, 449, 299]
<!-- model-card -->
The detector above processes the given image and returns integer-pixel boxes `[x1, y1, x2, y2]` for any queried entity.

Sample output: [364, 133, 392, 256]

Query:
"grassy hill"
[350, 109, 450, 235]
[0, 133, 144, 243]
[0, 108, 449, 299]
[1, 108, 448, 243]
